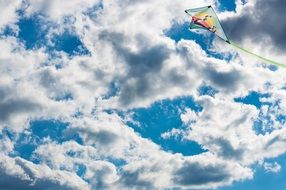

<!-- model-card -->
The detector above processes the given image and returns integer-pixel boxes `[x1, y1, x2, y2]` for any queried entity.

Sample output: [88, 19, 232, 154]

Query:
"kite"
[185, 6, 285, 68]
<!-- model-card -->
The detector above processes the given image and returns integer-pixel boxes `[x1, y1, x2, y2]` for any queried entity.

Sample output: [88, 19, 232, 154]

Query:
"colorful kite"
[185, 6, 285, 68]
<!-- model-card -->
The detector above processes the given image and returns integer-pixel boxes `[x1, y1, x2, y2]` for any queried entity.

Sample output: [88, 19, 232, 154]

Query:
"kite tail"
[229, 41, 286, 68]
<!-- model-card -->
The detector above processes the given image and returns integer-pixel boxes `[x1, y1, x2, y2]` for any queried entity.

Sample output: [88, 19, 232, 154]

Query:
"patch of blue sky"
[235, 91, 286, 135]
[235, 91, 269, 135]
[13, 120, 83, 161]
[165, 22, 214, 50]
[165, 22, 232, 61]
[198, 84, 219, 97]
[102, 82, 119, 100]
[216, 0, 236, 12]
[253, 119, 272, 135]
[254, 103, 285, 135]
[0, 26, 17, 37]
[106, 157, 127, 168]
[53, 92, 73, 102]
[276, 114, 286, 125]
[234, 91, 270, 109]
[16, 14, 89, 56]
[266, 64, 279, 71]
[75, 164, 87, 178]
[220, 153, 286, 190]
[0, 127, 15, 140]
[122, 97, 206, 156]
[17, 15, 48, 49]
[52, 31, 90, 56]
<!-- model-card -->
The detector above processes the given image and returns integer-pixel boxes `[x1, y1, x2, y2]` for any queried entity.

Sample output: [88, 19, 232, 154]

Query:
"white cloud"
[181, 108, 198, 124]
[0, 154, 90, 190]
[0, 135, 14, 154]
[182, 96, 260, 164]
[263, 162, 281, 173]
[31, 113, 255, 189]
[221, 0, 286, 63]
[25, 0, 100, 20]
[0, 0, 22, 31]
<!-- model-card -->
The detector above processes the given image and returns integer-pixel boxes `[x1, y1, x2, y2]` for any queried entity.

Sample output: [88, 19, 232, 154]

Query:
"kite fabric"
[185, 6, 285, 68]
[185, 6, 229, 43]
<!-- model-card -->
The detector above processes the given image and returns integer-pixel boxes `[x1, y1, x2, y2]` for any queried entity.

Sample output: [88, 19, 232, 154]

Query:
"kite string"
[229, 41, 286, 68]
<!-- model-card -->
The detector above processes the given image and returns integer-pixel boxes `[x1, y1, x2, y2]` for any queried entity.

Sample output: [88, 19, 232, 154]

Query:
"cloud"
[0, 98, 40, 122]
[181, 96, 259, 163]
[172, 153, 253, 189]
[174, 161, 230, 186]
[223, 0, 286, 53]
[85, 161, 119, 189]
[0, 134, 14, 154]
[204, 66, 242, 92]
[0, 154, 89, 190]
[180, 94, 286, 168]
[118, 170, 154, 189]
[25, 0, 101, 20]
[0, 38, 78, 132]
[263, 162, 281, 173]
[31, 114, 256, 189]
[0, 0, 22, 31]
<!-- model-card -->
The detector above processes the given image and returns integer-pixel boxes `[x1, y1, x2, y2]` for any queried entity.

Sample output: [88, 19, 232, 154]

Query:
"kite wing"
[185, 6, 230, 43]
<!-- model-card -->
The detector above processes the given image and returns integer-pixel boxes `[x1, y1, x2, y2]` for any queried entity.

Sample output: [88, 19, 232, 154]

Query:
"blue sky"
[0, 0, 286, 190]
[220, 154, 286, 190]
[217, 0, 236, 11]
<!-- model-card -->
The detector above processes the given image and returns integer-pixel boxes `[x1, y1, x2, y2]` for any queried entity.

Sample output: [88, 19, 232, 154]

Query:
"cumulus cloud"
[224, 0, 286, 50]
[221, 0, 286, 65]
[24, 0, 101, 20]
[31, 114, 255, 189]
[181, 96, 260, 163]
[173, 154, 252, 189]
[263, 162, 281, 173]
[179, 95, 286, 169]
[0, 0, 22, 31]
[0, 154, 89, 190]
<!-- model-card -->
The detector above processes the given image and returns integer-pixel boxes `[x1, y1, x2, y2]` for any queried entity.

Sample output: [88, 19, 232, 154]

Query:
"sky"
[0, 0, 286, 189]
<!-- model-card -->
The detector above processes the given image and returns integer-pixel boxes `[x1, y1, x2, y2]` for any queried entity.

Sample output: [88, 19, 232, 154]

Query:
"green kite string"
[229, 41, 286, 68]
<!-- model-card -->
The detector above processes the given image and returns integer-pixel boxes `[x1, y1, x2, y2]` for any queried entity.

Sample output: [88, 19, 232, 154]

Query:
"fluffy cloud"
[263, 161, 281, 173]
[222, 0, 286, 63]
[181, 96, 259, 163]
[24, 0, 101, 20]
[172, 153, 252, 189]
[180, 95, 286, 166]
[0, 37, 78, 132]
[0, 0, 22, 31]
[0, 154, 89, 190]
[31, 114, 254, 189]
[224, 0, 286, 49]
